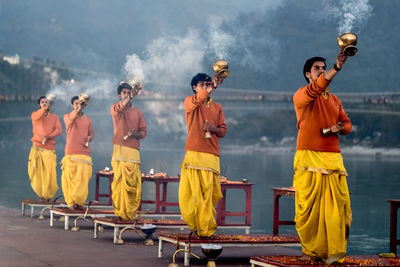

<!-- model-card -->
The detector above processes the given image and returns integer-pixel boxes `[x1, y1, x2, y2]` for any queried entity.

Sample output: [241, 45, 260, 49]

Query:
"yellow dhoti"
[179, 151, 223, 237]
[111, 144, 141, 221]
[293, 150, 352, 262]
[61, 155, 92, 207]
[28, 146, 59, 200]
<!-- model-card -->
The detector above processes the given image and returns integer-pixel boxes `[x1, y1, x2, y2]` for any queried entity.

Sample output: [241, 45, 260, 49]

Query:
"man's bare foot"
[325, 252, 346, 265]
[74, 204, 84, 210]
[198, 234, 216, 240]
[298, 254, 322, 262]
[115, 216, 126, 223]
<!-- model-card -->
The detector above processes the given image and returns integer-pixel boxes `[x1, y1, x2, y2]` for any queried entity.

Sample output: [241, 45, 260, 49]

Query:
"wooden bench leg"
[273, 192, 280, 236]
[64, 215, 69, 230]
[50, 211, 54, 227]
[94, 222, 98, 239]
[184, 244, 190, 266]
[389, 202, 398, 254]
[113, 226, 118, 243]
[158, 238, 163, 258]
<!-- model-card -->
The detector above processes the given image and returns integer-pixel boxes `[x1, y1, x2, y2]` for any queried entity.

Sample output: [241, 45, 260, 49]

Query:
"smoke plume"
[47, 78, 117, 105]
[208, 16, 235, 60]
[123, 29, 208, 91]
[123, 9, 282, 92]
[321, 0, 373, 34]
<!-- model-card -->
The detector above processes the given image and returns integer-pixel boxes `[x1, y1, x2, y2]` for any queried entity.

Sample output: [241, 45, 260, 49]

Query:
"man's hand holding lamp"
[42, 136, 48, 145]
[124, 129, 142, 140]
[123, 129, 134, 140]
[203, 120, 220, 138]
[322, 122, 345, 136]
[84, 136, 93, 147]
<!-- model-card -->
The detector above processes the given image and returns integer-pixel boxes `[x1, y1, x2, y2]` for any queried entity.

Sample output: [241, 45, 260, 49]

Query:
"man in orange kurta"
[28, 96, 62, 200]
[110, 82, 147, 221]
[61, 96, 94, 209]
[179, 73, 227, 237]
[293, 54, 352, 264]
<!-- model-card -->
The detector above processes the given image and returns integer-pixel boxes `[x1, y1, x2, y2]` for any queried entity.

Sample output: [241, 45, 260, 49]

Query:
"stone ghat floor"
[0, 205, 301, 266]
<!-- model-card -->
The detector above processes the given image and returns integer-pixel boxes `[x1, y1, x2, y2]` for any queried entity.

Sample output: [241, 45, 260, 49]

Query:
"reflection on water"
[0, 101, 399, 255]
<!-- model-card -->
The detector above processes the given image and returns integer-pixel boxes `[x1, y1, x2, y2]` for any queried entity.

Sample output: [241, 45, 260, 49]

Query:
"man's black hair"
[117, 82, 133, 95]
[71, 96, 79, 105]
[37, 96, 47, 106]
[190, 73, 212, 93]
[303, 57, 326, 83]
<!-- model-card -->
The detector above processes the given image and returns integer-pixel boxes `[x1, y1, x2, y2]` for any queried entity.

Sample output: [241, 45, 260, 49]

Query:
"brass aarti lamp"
[337, 33, 358, 56]
[129, 78, 144, 92]
[116, 224, 144, 245]
[78, 93, 90, 108]
[45, 93, 56, 105]
[116, 211, 148, 245]
[168, 231, 200, 267]
[201, 244, 223, 267]
[140, 224, 157, 245]
[212, 60, 230, 79]
[71, 207, 90, 232]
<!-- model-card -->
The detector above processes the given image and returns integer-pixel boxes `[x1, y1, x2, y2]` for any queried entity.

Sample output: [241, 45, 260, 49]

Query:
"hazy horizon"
[1, 0, 399, 92]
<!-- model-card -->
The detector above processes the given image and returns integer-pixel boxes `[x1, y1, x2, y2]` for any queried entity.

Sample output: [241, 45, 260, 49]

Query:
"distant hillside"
[0, 56, 74, 96]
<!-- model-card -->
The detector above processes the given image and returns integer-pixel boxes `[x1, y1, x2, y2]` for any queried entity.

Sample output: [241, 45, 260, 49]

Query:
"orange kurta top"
[293, 74, 352, 153]
[110, 102, 147, 150]
[64, 110, 94, 156]
[184, 89, 227, 157]
[31, 108, 62, 150]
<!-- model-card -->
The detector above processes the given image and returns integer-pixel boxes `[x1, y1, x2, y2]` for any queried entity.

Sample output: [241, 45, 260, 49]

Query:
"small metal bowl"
[242, 178, 249, 183]
[201, 244, 223, 259]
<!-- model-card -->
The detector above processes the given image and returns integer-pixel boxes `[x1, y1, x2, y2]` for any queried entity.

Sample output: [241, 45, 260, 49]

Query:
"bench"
[158, 232, 300, 266]
[271, 187, 295, 236]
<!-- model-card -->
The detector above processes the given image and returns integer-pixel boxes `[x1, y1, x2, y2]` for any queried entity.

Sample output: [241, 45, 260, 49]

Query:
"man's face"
[306, 61, 326, 83]
[39, 98, 49, 109]
[71, 99, 81, 111]
[193, 80, 213, 93]
[119, 88, 131, 100]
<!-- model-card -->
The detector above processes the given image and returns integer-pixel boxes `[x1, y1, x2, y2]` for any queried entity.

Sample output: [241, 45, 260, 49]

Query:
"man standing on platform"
[28, 95, 62, 201]
[61, 96, 94, 209]
[293, 54, 352, 264]
[179, 73, 226, 237]
[110, 82, 146, 221]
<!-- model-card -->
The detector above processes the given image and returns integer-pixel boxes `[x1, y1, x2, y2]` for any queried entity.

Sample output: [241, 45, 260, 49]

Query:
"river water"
[0, 100, 399, 255]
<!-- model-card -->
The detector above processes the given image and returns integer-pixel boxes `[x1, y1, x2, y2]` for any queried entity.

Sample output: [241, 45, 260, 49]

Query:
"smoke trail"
[208, 16, 235, 60]
[47, 77, 117, 105]
[124, 54, 145, 82]
[123, 29, 208, 91]
[123, 11, 282, 91]
[321, 0, 373, 34]
[232, 19, 280, 73]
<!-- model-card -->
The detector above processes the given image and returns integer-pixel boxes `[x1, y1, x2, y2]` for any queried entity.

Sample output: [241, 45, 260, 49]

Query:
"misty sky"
[0, 0, 283, 71]
[1, 0, 399, 92]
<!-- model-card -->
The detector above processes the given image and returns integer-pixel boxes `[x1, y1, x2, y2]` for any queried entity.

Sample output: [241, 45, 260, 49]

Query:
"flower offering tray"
[158, 232, 300, 266]
[250, 255, 400, 267]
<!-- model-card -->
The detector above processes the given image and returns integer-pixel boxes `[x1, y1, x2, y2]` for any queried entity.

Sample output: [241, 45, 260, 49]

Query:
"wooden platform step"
[250, 255, 400, 267]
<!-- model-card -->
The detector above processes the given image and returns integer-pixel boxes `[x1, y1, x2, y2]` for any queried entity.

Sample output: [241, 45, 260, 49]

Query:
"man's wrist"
[333, 64, 341, 72]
